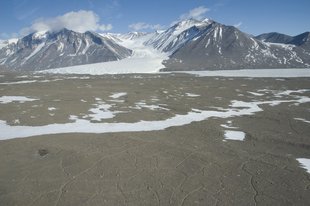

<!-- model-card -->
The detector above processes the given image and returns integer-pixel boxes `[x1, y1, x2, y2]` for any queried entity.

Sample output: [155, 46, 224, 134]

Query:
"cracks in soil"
[241, 161, 258, 206]
[53, 142, 146, 206]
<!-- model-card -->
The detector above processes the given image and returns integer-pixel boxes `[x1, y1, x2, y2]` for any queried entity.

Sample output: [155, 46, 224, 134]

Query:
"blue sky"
[0, 0, 309, 39]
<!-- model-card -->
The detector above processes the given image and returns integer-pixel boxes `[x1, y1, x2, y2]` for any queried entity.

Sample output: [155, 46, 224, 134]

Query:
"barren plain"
[0, 72, 309, 206]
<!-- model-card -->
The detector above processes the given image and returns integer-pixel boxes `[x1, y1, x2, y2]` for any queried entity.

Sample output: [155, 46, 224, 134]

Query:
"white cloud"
[234, 22, 242, 28]
[179, 6, 210, 21]
[170, 6, 210, 26]
[129, 22, 164, 31]
[20, 10, 112, 35]
[99, 24, 113, 31]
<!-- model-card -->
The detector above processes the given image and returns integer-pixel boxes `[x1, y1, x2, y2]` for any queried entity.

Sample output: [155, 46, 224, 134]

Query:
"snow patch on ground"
[132, 102, 169, 111]
[224, 130, 245, 141]
[15, 75, 29, 78]
[179, 69, 310, 78]
[0, 79, 62, 85]
[88, 104, 115, 121]
[221, 124, 238, 129]
[276, 89, 309, 96]
[0, 104, 249, 139]
[297, 158, 310, 174]
[248, 92, 264, 96]
[0, 80, 37, 85]
[185, 93, 200, 97]
[0, 96, 38, 104]
[84, 98, 121, 121]
[110, 92, 127, 99]
[294, 118, 310, 124]
[0, 89, 309, 140]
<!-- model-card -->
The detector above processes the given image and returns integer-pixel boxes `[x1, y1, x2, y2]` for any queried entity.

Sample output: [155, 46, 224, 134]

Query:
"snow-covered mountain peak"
[155, 30, 165, 34]
[0, 28, 132, 71]
[119, 32, 148, 40]
[202, 18, 211, 23]
[0, 38, 19, 49]
[172, 19, 201, 35]
[144, 18, 214, 53]
[7, 38, 19, 44]
[171, 18, 213, 35]
[174, 19, 199, 27]
[32, 30, 48, 39]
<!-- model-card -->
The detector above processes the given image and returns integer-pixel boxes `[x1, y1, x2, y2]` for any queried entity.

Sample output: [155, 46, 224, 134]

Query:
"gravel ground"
[0, 72, 309, 206]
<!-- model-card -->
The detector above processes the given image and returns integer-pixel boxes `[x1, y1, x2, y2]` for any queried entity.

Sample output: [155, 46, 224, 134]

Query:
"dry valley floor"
[0, 72, 309, 205]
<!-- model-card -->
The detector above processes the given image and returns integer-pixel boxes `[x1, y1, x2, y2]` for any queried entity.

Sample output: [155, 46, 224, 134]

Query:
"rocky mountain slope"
[146, 19, 310, 70]
[0, 19, 309, 72]
[144, 19, 212, 53]
[0, 28, 132, 71]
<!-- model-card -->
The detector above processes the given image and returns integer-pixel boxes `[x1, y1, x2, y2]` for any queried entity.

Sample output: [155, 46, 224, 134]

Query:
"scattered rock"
[38, 149, 48, 156]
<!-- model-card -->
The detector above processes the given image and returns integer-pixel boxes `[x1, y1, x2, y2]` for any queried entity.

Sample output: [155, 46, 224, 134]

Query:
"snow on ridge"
[81, 39, 89, 54]
[173, 19, 203, 35]
[33, 31, 48, 39]
[23, 42, 45, 63]
[145, 18, 212, 53]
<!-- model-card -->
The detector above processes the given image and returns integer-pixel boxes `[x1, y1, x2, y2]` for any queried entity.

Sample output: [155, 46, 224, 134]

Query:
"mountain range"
[0, 18, 309, 72]
[0, 29, 132, 71]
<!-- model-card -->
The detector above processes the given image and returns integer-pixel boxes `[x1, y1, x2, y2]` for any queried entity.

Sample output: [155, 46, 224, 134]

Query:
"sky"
[0, 0, 309, 39]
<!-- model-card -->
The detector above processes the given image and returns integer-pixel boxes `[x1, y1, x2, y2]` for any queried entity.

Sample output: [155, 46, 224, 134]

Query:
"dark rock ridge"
[0, 28, 132, 71]
[255, 32, 310, 48]
[255, 32, 294, 44]
[288, 32, 310, 48]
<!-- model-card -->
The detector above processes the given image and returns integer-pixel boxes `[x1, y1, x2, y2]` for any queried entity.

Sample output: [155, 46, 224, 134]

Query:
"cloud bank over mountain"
[20, 10, 112, 35]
